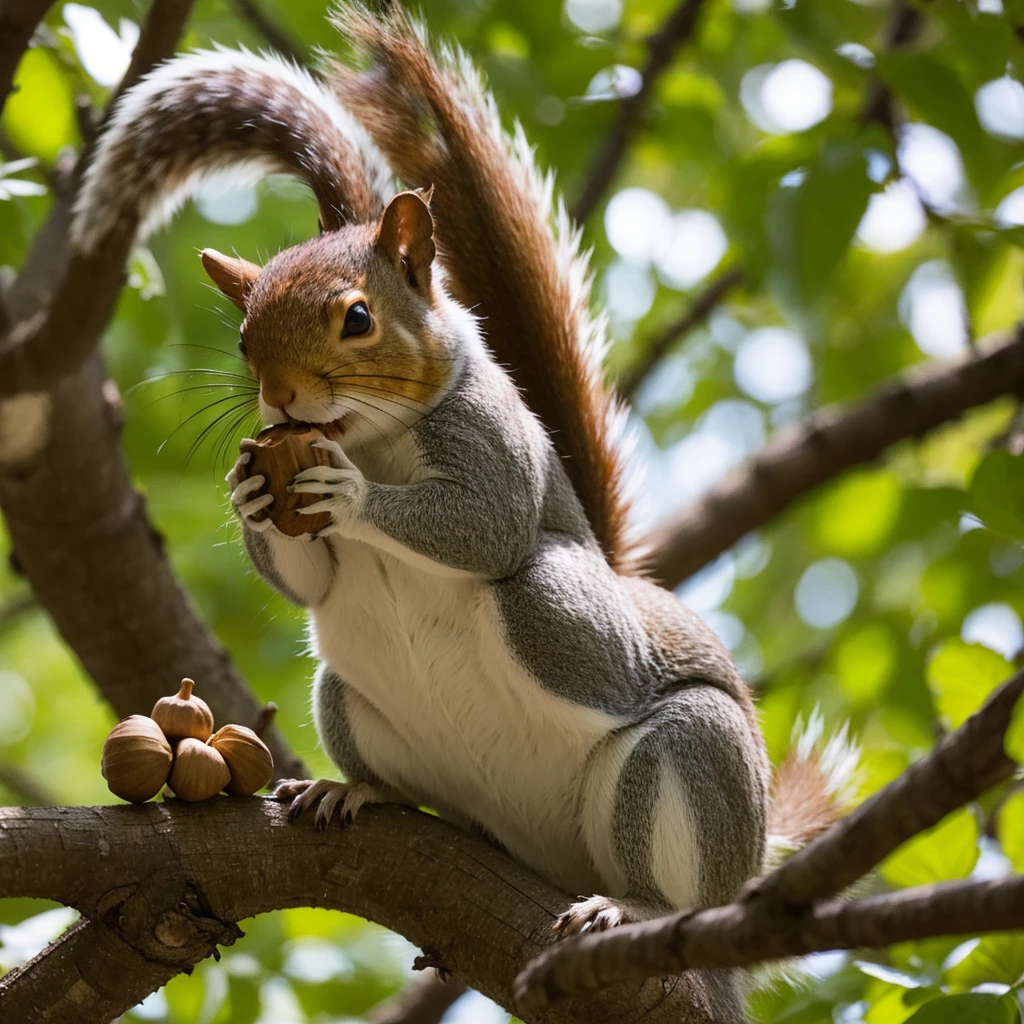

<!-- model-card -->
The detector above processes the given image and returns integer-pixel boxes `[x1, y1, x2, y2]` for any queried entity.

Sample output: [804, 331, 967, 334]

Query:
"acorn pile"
[101, 678, 273, 803]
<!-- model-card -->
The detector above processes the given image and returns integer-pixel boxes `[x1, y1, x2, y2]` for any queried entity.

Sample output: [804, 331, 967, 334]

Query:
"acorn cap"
[209, 724, 274, 796]
[151, 678, 214, 741]
[102, 715, 173, 803]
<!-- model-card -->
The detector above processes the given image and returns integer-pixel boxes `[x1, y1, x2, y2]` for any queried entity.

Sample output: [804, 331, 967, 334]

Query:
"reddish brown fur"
[768, 750, 845, 847]
[328, 8, 635, 570]
[222, 221, 452, 416]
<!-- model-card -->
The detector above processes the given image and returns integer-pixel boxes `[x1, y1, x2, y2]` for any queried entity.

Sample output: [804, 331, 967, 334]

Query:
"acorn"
[209, 724, 274, 796]
[168, 737, 231, 801]
[239, 424, 333, 537]
[151, 678, 214, 741]
[102, 715, 173, 803]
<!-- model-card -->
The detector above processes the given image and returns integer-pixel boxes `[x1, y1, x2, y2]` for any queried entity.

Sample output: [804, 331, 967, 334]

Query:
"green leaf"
[876, 53, 982, 154]
[970, 451, 1024, 544]
[835, 623, 898, 704]
[882, 808, 979, 888]
[768, 140, 874, 311]
[946, 933, 1024, 990]
[904, 993, 1017, 1024]
[998, 790, 1024, 872]
[1, 47, 78, 162]
[813, 469, 903, 558]
[927, 639, 1012, 730]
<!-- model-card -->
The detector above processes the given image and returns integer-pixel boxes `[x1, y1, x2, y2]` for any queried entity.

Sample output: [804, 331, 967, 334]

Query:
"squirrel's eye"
[343, 301, 371, 338]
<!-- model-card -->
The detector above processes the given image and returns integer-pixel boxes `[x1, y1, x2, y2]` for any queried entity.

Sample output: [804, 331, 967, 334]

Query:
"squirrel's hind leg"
[574, 685, 768, 931]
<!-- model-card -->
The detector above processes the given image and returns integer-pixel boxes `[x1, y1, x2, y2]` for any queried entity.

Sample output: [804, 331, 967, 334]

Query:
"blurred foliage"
[2, 0, 1024, 1021]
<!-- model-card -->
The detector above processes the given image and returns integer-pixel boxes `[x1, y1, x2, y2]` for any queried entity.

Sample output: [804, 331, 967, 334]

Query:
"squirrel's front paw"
[274, 777, 384, 830]
[228, 454, 277, 534]
[287, 439, 367, 535]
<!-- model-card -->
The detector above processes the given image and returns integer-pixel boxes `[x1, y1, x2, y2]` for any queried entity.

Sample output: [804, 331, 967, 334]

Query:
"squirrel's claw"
[275, 777, 384, 830]
[309, 437, 353, 470]
[553, 895, 625, 938]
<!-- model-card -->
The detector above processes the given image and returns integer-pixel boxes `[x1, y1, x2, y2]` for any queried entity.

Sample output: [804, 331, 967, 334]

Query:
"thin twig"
[645, 322, 1024, 587]
[231, 0, 307, 65]
[571, 0, 710, 223]
[619, 267, 743, 401]
[0, 591, 37, 631]
[0, 763, 56, 805]
[368, 973, 469, 1024]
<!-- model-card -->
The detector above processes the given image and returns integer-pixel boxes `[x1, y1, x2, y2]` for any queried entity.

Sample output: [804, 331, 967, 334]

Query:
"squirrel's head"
[201, 191, 454, 435]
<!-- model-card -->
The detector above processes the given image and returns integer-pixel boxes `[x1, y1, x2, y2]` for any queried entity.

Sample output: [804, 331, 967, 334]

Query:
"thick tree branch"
[0, 0, 55, 112]
[571, 0, 710, 224]
[619, 267, 743, 402]
[0, 799, 727, 1024]
[646, 323, 1024, 587]
[0, 0, 304, 778]
[516, 876, 1024, 1010]
[515, 669, 1024, 1007]
[0, 360, 305, 780]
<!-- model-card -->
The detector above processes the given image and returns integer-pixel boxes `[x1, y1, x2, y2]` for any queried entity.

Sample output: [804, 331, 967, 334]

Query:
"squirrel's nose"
[260, 375, 297, 411]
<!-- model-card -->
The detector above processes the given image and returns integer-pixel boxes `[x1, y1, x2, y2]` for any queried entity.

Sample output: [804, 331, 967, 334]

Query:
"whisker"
[335, 391, 416, 434]
[158, 393, 257, 454]
[134, 382, 259, 414]
[182, 398, 258, 470]
[333, 381, 432, 412]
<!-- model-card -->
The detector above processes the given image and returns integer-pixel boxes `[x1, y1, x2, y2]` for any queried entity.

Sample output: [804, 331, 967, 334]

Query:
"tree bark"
[0, 799, 730, 1024]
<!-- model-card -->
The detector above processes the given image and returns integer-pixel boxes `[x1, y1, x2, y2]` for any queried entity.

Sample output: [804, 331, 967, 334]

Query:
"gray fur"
[360, 354, 550, 577]
[243, 529, 304, 604]
[612, 687, 768, 909]
[313, 664, 387, 787]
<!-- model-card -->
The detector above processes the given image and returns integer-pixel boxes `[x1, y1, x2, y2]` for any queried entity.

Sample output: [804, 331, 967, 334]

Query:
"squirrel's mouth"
[282, 417, 347, 443]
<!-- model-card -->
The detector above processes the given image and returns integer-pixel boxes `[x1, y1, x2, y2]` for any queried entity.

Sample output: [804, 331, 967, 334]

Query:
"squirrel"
[72, 6, 855, 1020]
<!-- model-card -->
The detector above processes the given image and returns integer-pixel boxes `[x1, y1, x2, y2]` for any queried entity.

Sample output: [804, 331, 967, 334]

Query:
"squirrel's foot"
[274, 777, 384, 830]
[552, 895, 627, 938]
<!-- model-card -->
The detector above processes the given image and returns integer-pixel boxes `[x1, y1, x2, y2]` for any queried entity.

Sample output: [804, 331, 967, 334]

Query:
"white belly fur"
[310, 537, 619, 895]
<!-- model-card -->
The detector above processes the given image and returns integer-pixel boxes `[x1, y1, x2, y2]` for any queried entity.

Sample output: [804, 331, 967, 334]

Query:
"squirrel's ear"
[200, 249, 261, 311]
[377, 191, 435, 298]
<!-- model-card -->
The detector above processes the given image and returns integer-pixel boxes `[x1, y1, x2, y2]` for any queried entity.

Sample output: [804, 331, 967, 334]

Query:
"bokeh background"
[2, 0, 1024, 1021]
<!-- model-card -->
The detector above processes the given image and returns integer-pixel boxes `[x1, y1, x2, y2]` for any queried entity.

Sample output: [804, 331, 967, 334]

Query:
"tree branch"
[570, 0, 710, 224]
[514, 669, 1024, 1007]
[231, 0, 307, 65]
[0, 0, 305, 778]
[368, 973, 469, 1024]
[645, 323, 1024, 587]
[619, 267, 743, 402]
[0, 0, 55, 112]
[0, 762, 55, 805]
[516, 876, 1024, 1010]
[0, 0, 196, 400]
[0, 799, 726, 1024]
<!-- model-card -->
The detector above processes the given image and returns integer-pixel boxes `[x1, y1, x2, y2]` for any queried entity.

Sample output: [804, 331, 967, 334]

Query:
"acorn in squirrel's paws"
[100, 678, 273, 802]
[238, 425, 335, 537]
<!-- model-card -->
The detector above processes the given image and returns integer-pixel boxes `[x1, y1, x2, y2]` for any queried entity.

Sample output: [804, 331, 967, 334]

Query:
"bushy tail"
[72, 47, 393, 253]
[328, 6, 636, 569]
[765, 711, 859, 871]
